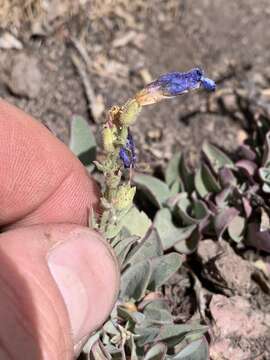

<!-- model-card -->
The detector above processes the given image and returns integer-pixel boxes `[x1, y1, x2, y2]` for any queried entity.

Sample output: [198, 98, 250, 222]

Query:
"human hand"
[0, 101, 119, 359]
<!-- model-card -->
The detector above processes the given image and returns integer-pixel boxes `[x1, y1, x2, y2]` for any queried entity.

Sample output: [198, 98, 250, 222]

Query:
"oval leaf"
[144, 342, 167, 360]
[148, 253, 183, 290]
[166, 152, 181, 187]
[169, 337, 208, 360]
[227, 215, 245, 243]
[69, 115, 96, 169]
[195, 164, 221, 198]
[120, 206, 151, 238]
[155, 323, 208, 347]
[154, 208, 196, 250]
[120, 260, 152, 301]
[174, 226, 201, 255]
[202, 141, 234, 174]
[125, 227, 163, 267]
[133, 174, 171, 208]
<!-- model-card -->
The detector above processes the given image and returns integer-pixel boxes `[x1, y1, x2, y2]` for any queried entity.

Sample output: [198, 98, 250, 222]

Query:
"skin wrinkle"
[5, 167, 75, 227]
[0, 340, 13, 360]
[0, 271, 39, 342]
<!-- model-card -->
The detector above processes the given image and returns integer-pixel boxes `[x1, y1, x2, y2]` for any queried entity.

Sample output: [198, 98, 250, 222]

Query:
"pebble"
[7, 54, 42, 99]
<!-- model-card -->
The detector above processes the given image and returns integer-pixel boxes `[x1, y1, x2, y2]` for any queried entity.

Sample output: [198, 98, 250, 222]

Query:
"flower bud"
[103, 125, 116, 153]
[114, 184, 136, 210]
[119, 99, 142, 126]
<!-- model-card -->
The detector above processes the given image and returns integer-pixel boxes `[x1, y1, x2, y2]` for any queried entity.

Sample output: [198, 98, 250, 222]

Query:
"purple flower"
[136, 68, 216, 105]
[119, 130, 136, 168]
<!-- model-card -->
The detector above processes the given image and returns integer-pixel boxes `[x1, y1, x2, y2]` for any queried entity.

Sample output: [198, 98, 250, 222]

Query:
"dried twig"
[70, 45, 104, 123]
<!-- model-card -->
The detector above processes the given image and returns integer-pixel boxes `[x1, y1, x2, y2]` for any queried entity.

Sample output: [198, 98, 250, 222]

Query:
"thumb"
[0, 224, 119, 360]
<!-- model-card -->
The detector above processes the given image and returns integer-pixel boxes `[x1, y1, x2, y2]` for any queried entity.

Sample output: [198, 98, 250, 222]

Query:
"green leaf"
[227, 215, 245, 243]
[148, 253, 183, 290]
[154, 208, 196, 250]
[120, 260, 152, 301]
[169, 337, 208, 360]
[133, 174, 171, 208]
[69, 116, 96, 170]
[135, 325, 160, 347]
[180, 156, 194, 193]
[155, 323, 208, 347]
[113, 235, 139, 268]
[117, 306, 145, 324]
[170, 180, 181, 196]
[125, 227, 163, 267]
[195, 164, 221, 198]
[202, 141, 234, 174]
[143, 299, 171, 312]
[144, 307, 173, 325]
[144, 342, 167, 360]
[165, 152, 181, 187]
[175, 196, 209, 226]
[121, 206, 151, 237]
[174, 227, 201, 255]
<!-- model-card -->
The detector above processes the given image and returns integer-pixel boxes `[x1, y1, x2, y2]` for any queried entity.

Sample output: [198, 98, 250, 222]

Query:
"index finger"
[0, 100, 99, 227]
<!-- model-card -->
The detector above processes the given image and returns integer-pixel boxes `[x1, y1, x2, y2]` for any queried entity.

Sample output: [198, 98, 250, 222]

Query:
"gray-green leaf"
[144, 342, 167, 360]
[125, 227, 163, 267]
[154, 208, 196, 250]
[202, 141, 234, 174]
[148, 253, 183, 290]
[165, 152, 181, 187]
[69, 115, 96, 170]
[133, 174, 171, 208]
[120, 260, 152, 301]
[195, 164, 221, 198]
[168, 337, 208, 360]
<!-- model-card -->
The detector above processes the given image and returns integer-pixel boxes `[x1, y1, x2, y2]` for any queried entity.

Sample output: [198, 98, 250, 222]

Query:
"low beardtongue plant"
[74, 68, 217, 359]
[69, 65, 270, 359]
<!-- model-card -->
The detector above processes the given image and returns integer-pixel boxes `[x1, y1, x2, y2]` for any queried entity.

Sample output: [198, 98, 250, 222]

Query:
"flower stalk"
[95, 68, 216, 239]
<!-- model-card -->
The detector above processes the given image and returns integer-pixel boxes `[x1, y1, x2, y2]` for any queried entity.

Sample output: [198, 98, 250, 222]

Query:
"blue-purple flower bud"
[136, 68, 216, 105]
[119, 130, 136, 168]
[200, 76, 216, 91]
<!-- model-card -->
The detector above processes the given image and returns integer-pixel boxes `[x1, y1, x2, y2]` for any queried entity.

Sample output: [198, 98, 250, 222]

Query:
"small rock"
[221, 93, 238, 113]
[210, 338, 247, 360]
[210, 295, 270, 339]
[210, 295, 270, 359]
[251, 72, 267, 87]
[146, 128, 162, 142]
[7, 54, 42, 99]
[197, 239, 252, 295]
[0, 32, 23, 50]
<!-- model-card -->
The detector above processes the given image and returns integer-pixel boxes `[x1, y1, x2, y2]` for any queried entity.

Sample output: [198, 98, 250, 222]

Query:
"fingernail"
[47, 229, 119, 347]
